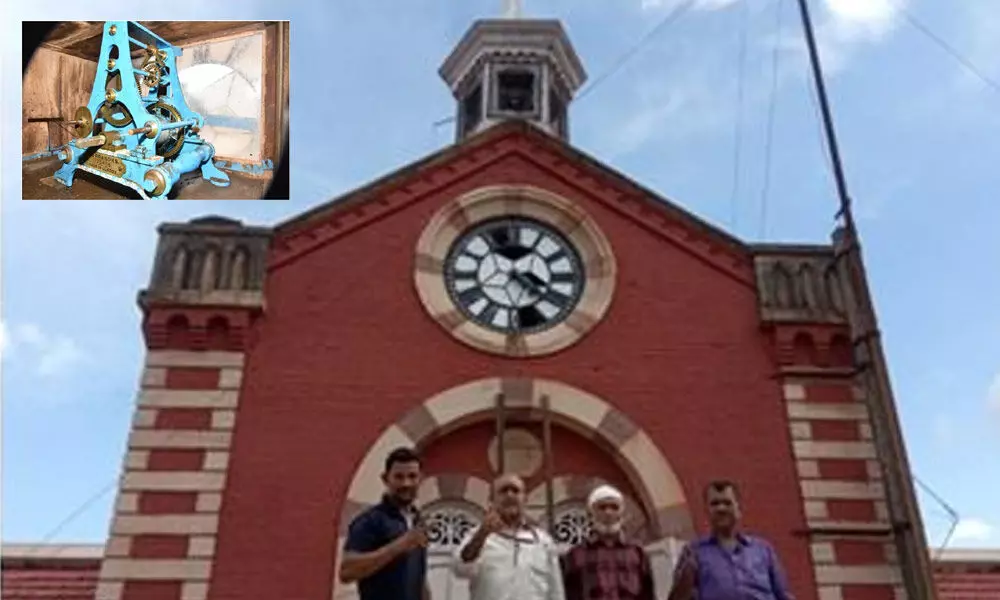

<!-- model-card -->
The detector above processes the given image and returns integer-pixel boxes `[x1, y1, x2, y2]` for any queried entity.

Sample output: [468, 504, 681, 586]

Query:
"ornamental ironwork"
[425, 506, 482, 548]
[551, 505, 591, 546]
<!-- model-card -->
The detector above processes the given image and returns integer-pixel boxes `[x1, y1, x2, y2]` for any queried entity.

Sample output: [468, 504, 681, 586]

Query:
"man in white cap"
[560, 484, 656, 600]
[453, 473, 565, 600]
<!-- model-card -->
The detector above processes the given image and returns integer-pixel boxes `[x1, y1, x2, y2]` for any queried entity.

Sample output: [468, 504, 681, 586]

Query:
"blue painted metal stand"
[214, 158, 274, 176]
[54, 21, 231, 199]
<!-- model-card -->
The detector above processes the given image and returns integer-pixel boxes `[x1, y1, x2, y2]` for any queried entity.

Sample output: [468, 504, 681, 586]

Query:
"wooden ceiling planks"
[38, 21, 270, 62]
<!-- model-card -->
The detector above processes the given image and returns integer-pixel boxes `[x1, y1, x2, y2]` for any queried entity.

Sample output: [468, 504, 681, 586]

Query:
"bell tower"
[439, 0, 587, 142]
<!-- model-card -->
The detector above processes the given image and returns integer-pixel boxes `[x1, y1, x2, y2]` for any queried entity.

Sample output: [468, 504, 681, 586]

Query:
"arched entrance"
[331, 378, 695, 599]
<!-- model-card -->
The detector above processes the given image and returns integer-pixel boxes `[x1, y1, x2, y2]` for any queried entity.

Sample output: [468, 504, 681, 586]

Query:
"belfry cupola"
[440, 0, 587, 142]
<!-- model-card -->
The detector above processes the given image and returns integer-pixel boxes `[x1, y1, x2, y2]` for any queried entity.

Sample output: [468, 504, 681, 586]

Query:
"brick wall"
[207, 137, 817, 599]
[94, 350, 245, 600]
[782, 377, 906, 600]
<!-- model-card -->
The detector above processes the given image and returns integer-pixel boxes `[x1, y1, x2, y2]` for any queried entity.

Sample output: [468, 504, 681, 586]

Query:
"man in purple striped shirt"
[667, 480, 794, 600]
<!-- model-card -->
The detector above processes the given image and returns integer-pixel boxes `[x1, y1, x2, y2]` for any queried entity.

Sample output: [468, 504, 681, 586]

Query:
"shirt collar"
[701, 532, 751, 547]
[378, 494, 416, 519]
[587, 531, 626, 547]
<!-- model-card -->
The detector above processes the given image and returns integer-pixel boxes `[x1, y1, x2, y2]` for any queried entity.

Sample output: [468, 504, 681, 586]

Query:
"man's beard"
[591, 521, 622, 535]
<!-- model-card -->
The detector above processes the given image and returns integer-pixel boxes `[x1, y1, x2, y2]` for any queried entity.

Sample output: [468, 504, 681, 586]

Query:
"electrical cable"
[901, 8, 1000, 96]
[575, 0, 698, 103]
[758, 0, 786, 240]
[913, 474, 961, 562]
[432, 0, 698, 128]
[27, 480, 119, 555]
[729, 0, 750, 231]
[23, 402, 196, 556]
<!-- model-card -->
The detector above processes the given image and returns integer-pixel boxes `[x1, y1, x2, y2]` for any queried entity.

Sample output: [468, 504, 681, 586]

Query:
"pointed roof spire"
[502, 0, 524, 18]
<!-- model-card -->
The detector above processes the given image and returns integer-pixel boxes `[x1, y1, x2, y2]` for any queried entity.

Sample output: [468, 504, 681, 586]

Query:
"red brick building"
[5, 13, 997, 600]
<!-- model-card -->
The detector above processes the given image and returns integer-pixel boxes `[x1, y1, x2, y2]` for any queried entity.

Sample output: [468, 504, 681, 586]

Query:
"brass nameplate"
[83, 152, 127, 177]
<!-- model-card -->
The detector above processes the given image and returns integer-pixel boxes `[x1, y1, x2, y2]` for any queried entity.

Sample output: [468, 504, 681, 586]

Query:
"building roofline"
[935, 547, 1000, 564]
[2, 543, 104, 560]
[749, 242, 834, 255]
[272, 121, 753, 262]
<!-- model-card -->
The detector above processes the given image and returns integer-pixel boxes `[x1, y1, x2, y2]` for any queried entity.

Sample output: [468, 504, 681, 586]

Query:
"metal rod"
[794, 1, 938, 598]
[794, 0, 853, 226]
[495, 393, 506, 475]
[73, 135, 106, 149]
[541, 394, 555, 535]
[159, 118, 197, 131]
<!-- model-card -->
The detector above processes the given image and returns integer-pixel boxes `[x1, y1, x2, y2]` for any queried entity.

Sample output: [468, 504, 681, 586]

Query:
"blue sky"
[2, 0, 998, 551]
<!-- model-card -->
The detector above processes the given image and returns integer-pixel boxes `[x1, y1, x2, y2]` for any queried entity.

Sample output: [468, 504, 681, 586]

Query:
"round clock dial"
[444, 217, 585, 333]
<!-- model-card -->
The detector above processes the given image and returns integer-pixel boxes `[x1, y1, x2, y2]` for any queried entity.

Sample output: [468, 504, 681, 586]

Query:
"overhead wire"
[758, 0, 786, 240]
[913, 474, 961, 561]
[574, 0, 698, 103]
[431, 0, 698, 129]
[31, 481, 119, 552]
[900, 8, 1000, 96]
[729, 0, 750, 232]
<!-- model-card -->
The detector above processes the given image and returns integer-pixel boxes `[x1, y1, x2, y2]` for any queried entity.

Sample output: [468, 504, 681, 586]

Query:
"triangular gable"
[271, 121, 755, 285]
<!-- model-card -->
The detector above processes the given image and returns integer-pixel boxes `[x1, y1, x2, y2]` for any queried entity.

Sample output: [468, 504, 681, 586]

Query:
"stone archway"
[331, 377, 695, 599]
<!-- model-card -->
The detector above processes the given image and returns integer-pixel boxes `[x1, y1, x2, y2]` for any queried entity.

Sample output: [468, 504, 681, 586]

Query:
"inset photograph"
[22, 21, 289, 200]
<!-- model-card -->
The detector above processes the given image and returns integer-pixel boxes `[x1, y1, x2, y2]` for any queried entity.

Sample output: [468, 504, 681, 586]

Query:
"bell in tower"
[439, 1, 587, 142]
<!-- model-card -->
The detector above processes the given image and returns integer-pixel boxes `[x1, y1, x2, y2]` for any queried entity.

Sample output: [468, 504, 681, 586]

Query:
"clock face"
[444, 217, 585, 333]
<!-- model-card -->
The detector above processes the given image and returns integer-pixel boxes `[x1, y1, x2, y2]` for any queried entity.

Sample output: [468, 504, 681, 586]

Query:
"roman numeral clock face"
[444, 218, 585, 333]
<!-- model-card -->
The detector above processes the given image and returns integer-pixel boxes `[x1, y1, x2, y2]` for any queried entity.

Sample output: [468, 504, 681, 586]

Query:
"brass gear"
[72, 106, 93, 137]
[139, 45, 166, 88]
[148, 101, 185, 158]
[100, 101, 133, 127]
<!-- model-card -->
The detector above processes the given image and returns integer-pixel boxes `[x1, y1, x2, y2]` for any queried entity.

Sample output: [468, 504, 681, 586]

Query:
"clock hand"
[511, 271, 537, 294]
[523, 271, 546, 289]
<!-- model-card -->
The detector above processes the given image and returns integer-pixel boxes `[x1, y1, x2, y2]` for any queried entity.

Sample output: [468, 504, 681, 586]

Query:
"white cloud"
[825, 0, 902, 37]
[771, 0, 907, 76]
[620, 0, 909, 154]
[988, 373, 1000, 416]
[15, 323, 46, 347]
[36, 338, 85, 377]
[1, 321, 86, 377]
[952, 518, 995, 542]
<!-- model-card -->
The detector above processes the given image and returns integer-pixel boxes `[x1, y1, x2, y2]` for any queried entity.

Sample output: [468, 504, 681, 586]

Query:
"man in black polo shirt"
[339, 447, 430, 600]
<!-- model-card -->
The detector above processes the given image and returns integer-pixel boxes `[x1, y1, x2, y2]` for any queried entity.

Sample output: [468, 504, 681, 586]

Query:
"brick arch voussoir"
[416, 473, 491, 512]
[339, 378, 694, 542]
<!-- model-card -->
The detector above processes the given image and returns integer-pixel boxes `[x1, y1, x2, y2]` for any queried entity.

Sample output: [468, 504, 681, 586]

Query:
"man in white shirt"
[453, 473, 565, 600]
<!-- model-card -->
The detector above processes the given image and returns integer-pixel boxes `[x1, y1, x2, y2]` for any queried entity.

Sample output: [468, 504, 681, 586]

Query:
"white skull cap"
[587, 484, 624, 507]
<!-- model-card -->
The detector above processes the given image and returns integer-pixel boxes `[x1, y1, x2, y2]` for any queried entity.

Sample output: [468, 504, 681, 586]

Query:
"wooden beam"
[173, 22, 269, 49]
[494, 393, 506, 475]
[38, 43, 98, 63]
[44, 21, 103, 49]
[542, 394, 555, 534]
[261, 23, 277, 162]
